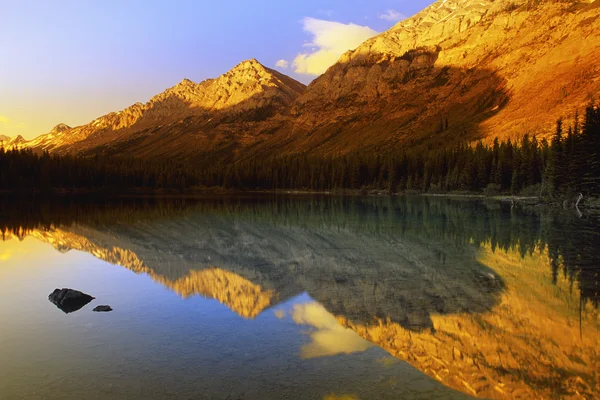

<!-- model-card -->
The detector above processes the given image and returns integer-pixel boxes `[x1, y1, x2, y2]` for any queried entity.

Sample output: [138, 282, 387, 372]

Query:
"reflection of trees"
[1, 194, 598, 306]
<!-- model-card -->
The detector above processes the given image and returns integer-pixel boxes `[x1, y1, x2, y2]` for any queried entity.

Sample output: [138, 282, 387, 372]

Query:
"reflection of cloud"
[292, 302, 372, 359]
[275, 59, 289, 69]
[379, 9, 406, 22]
[292, 18, 378, 76]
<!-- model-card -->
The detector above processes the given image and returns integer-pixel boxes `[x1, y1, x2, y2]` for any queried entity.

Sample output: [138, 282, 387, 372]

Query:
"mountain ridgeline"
[1, 105, 599, 199]
[5, 0, 600, 164]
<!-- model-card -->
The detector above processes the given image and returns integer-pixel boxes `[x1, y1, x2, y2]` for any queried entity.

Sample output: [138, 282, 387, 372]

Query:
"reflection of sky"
[0, 236, 469, 400]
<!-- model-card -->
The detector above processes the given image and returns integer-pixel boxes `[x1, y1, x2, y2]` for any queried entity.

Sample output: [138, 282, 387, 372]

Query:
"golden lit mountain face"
[284, 0, 600, 153]
[0, 134, 27, 150]
[17, 1, 600, 159]
[21, 59, 306, 158]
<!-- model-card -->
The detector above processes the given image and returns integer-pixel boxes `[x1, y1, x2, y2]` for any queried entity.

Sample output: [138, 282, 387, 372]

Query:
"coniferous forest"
[1, 104, 599, 199]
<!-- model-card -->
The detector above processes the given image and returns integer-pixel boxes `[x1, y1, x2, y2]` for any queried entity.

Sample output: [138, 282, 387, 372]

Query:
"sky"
[0, 0, 436, 139]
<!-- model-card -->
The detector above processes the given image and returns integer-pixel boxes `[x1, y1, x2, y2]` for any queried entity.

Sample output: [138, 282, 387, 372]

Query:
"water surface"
[1, 196, 598, 399]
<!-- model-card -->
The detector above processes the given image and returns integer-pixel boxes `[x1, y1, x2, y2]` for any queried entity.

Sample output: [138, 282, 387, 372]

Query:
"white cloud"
[275, 59, 289, 69]
[291, 18, 378, 76]
[0, 116, 10, 125]
[379, 9, 406, 22]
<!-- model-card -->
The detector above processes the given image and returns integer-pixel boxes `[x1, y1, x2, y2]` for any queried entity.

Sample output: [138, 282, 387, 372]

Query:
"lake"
[0, 195, 598, 399]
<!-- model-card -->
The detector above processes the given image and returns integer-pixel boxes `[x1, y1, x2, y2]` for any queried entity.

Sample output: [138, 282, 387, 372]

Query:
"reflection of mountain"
[29, 229, 276, 319]
[2, 196, 599, 399]
[338, 245, 600, 399]
[23, 209, 503, 332]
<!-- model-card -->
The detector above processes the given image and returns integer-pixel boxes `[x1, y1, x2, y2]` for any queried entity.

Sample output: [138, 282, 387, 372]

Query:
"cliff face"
[279, 0, 600, 154]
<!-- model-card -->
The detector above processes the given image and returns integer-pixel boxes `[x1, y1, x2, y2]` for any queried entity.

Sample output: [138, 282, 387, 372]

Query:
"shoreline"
[1, 188, 596, 211]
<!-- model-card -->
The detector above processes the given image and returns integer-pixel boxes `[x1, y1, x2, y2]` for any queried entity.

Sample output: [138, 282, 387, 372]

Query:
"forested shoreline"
[1, 104, 599, 202]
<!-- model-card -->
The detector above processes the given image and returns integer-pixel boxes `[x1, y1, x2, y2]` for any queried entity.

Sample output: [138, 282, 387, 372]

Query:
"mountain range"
[4, 0, 600, 163]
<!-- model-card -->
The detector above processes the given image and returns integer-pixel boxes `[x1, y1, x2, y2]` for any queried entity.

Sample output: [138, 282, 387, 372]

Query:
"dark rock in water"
[93, 305, 113, 312]
[48, 288, 94, 314]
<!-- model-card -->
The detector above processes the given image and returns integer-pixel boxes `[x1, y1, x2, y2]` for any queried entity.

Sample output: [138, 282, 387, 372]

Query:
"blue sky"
[0, 0, 436, 139]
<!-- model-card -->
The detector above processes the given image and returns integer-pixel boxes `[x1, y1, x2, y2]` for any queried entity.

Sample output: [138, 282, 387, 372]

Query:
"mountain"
[273, 0, 600, 154]
[24, 124, 72, 151]
[0, 135, 27, 149]
[25, 59, 306, 159]
[18, 0, 600, 160]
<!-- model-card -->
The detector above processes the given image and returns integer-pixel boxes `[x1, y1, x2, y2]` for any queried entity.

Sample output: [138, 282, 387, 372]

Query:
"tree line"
[1, 104, 599, 198]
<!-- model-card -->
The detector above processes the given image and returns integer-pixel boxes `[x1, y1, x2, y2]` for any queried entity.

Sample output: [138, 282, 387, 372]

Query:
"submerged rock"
[93, 305, 113, 312]
[48, 288, 94, 314]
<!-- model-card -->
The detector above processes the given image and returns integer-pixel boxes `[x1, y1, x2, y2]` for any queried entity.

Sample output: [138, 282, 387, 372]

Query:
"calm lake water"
[0, 195, 598, 400]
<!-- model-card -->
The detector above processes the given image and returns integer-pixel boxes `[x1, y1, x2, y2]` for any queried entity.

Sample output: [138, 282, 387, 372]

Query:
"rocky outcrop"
[48, 288, 94, 314]
[92, 305, 113, 312]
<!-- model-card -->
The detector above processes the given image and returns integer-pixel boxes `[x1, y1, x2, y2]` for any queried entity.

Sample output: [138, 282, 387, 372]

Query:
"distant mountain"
[17, 0, 600, 161]
[24, 59, 306, 159]
[25, 124, 72, 151]
[0, 135, 27, 149]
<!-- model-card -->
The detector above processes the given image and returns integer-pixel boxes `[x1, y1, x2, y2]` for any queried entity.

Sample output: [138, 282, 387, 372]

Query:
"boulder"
[48, 288, 94, 314]
[93, 305, 113, 312]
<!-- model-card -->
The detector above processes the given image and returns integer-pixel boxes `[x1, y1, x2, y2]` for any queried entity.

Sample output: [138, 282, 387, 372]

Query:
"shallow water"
[0, 195, 598, 399]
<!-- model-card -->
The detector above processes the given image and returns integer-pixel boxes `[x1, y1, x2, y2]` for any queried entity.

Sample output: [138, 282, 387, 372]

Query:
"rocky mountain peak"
[0, 135, 27, 149]
[50, 123, 72, 134]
